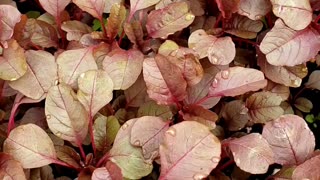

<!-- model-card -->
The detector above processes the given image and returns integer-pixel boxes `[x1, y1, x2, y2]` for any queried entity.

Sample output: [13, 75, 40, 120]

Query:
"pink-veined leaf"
[0, 5, 21, 42]
[221, 100, 249, 131]
[208, 67, 267, 97]
[61, 20, 92, 41]
[109, 118, 153, 179]
[130, 116, 169, 160]
[38, 0, 70, 19]
[55, 145, 81, 169]
[262, 115, 315, 165]
[305, 70, 320, 90]
[92, 161, 123, 180]
[215, 0, 240, 19]
[3, 124, 57, 168]
[106, 3, 126, 39]
[124, 74, 149, 107]
[188, 29, 217, 59]
[264, 81, 290, 101]
[226, 133, 274, 174]
[146, 2, 195, 39]
[143, 54, 187, 105]
[0, 39, 27, 81]
[103, 48, 143, 90]
[130, 0, 161, 16]
[72, 0, 105, 19]
[0, 153, 27, 180]
[238, 0, 271, 20]
[246, 91, 284, 124]
[270, 0, 312, 30]
[159, 121, 221, 179]
[57, 47, 98, 89]
[45, 84, 89, 144]
[77, 70, 114, 116]
[137, 101, 173, 120]
[292, 154, 320, 180]
[260, 19, 320, 67]
[9, 50, 57, 100]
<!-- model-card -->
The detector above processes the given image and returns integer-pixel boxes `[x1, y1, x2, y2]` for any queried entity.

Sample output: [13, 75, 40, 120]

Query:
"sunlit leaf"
[238, 0, 271, 20]
[3, 124, 57, 168]
[0, 153, 27, 180]
[262, 115, 315, 165]
[0, 5, 21, 42]
[159, 121, 221, 179]
[72, 0, 105, 19]
[38, 0, 70, 20]
[130, 0, 161, 16]
[61, 20, 92, 41]
[106, 3, 126, 39]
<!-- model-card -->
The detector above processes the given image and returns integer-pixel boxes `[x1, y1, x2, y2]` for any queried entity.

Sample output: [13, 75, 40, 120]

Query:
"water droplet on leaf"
[240, 107, 249, 115]
[221, 70, 230, 79]
[10, 77, 17, 81]
[166, 128, 176, 136]
[133, 140, 141, 146]
[185, 14, 195, 21]
[122, 123, 129, 130]
[301, 67, 308, 72]
[46, 114, 51, 119]
[211, 78, 219, 88]
[211, 157, 220, 163]
[235, 158, 241, 164]
[54, 79, 59, 85]
[193, 173, 207, 180]
[80, 73, 85, 78]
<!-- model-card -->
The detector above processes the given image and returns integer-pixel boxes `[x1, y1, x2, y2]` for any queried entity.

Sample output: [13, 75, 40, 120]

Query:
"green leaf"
[305, 114, 315, 123]
[26, 11, 40, 18]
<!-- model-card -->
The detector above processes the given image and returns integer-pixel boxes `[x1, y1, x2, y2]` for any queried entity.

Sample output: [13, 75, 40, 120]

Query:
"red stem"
[118, 11, 135, 45]
[52, 159, 80, 170]
[292, 86, 306, 102]
[77, 141, 86, 161]
[315, 14, 320, 23]
[96, 153, 110, 167]
[216, 159, 234, 171]
[100, 17, 108, 38]
[89, 113, 96, 157]
[214, 14, 222, 28]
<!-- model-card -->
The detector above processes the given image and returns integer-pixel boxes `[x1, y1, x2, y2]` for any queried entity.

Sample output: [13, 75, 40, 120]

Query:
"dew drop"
[301, 67, 308, 72]
[235, 158, 241, 164]
[240, 107, 249, 115]
[255, 15, 262, 19]
[80, 73, 85, 78]
[221, 70, 230, 79]
[211, 157, 220, 163]
[166, 128, 176, 136]
[272, 119, 282, 128]
[193, 173, 207, 180]
[291, 79, 301, 87]
[122, 123, 129, 130]
[56, 132, 62, 137]
[211, 78, 219, 88]
[185, 14, 195, 21]
[46, 114, 51, 120]
[10, 77, 17, 81]
[210, 55, 218, 64]
[133, 140, 141, 146]
[54, 79, 59, 85]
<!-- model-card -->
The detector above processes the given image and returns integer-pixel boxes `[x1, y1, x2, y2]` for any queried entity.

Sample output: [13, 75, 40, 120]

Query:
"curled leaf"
[106, 3, 126, 39]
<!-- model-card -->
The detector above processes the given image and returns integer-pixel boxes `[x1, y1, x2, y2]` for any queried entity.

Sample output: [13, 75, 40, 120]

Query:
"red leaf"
[292, 154, 320, 180]
[215, 0, 240, 19]
[238, 0, 271, 20]
[262, 115, 315, 165]
[130, 0, 160, 17]
[39, 0, 70, 19]
[72, 0, 105, 19]
[0, 153, 27, 180]
[159, 121, 221, 179]
[0, 5, 21, 42]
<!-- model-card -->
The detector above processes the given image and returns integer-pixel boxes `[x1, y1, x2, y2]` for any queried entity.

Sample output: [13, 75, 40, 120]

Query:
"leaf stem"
[315, 14, 320, 23]
[89, 113, 97, 157]
[216, 159, 234, 172]
[77, 142, 86, 161]
[52, 159, 80, 170]
[214, 13, 222, 28]
[292, 86, 306, 102]
[100, 17, 108, 38]
[96, 153, 110, 167]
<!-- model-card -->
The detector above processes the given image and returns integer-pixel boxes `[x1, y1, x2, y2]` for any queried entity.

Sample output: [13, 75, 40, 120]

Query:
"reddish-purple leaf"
[221, 100, 249, 131]
[215, 0, 240, 19]
[292, 154, 320, 180]
[61, 20, 92, 41]
[3, 124, 57, 168]
[238, 0, 271, 20]
[270, 0, 312, 30]
[124, 74, 149, 107]
[130, 116, 169, 160]
[45, 84, 89, 144]
[208, 67, 267, 97]
[55, 145, 81, 169]
[260, 19, 320, 67]
[181, 104, 218, 129]
[143, 54, 187, 105]
[262, 115, 315, 165]
[38, 0, 70, 19]
[227, 133, 274, 174]
[0, 5, 21, 42]
[146, 2, 195, 39]
[188, 29, 218, 59]
[159, 121, 221, 179]
[130, 0, 161, 17]
[106, 3, 126, 39]
[57, 47, 98, 89]
[0, 153, 27, 180]
[103, 48, 143, 90]
[72, 0, 105, 19]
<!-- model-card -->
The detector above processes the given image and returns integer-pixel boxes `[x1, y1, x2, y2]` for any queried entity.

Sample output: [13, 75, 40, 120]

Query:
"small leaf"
[208, 67, 267, 97]
[137, 101, 173, 120]
[294, 97, 313, 113]
[124, 21, 144, 48]
[45, 84, 89, 144]
[77, 70, 114, 116]
[0, 39, 27, 81]
[57, 47, 98, 89]
[146, 2, 195, 39]
[103, 48, 144, 90]
[0, 153, 27, 180]
[305, 70, 320, 90]
[143, 54, 187, 105]
[260, 19, 320, 67]
[227, 133, 274, 174]
[292, 154, 320, 180]
[238, 0, 271, 20]
[0, 5, 21, 42]
[270, 0, 312, 30]
[221, 100, 249, 131]
[215, 0, 240, 19]
[130, 116, 169, 160]
[124, 74, 149, 107]
[262, 115, 315, 165]
[3, 124, 57, 168]
[9, 50, 57, 100]
[61, 20, 92, 41]
[106, 3, 126, 39]
[181, 104, 218, 129]
[72, 0, 105, 19]
[55, 145, 81, 168]
[305, 114, 315, 123]
[246, 92, 284, 124]
[92, 161, 123, 180]
[38, 0, 70, 19]
[159, 121, 221, 179]
[264, 81, 290, 101]
[130, 0, 161, 16]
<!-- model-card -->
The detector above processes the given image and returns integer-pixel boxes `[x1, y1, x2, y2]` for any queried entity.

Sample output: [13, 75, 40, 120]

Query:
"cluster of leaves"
[0, 0, 320, 179]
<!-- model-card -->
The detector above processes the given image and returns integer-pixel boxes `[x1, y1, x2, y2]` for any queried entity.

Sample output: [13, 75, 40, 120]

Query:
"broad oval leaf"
[0, 39, 27, 81]
[208, 67, 267, 97]
[109, 118, 153, 179]
[0, 5, 21, 41]
[130, 116, 169, 160]
[72, 0, 105, 19]
[270, 0, 312, 30]
[130, 0, 160, 16]
[305, 70, 320, 90]
[262, 115, 315, 165]
[159, 121, 221, 179]
[207, 36, 235, 65]
[9, 50, 57, 100]
[39, 0, 71, 19]
[292, 154, 320, 180]
[260, 19, 320, 67]
[45, 84, 89, 144]
[77, 70, 114, 116]
[294, 97, 313, 113]
[0, 153, 27, 180]
[57, 47, 98, 89]
[103, 48, 143, 90]
[227, 133, 274, 174]
[188, 29, 217, 59]
[61, 20, 92, 41]
[246, 92, 284, 124]
[143, 54, 187, 105]
[221, 100, 249, 131]
[238, 0, 271, 20]
[3, 124, 57, 168]
[146, 2, 195, 39]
